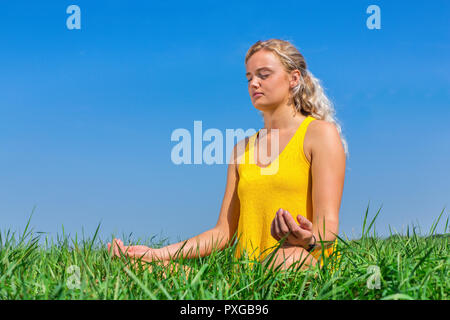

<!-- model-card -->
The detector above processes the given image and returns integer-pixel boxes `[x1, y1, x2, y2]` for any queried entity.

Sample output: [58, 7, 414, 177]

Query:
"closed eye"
[247, 74, 269, 82]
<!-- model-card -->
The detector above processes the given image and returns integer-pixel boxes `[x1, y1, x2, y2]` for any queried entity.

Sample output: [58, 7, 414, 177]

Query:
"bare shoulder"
[304, 119, 343, 163]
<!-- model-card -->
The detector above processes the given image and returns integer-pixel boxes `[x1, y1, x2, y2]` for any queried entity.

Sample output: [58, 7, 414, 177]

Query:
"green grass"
[0, 206, 448, 300]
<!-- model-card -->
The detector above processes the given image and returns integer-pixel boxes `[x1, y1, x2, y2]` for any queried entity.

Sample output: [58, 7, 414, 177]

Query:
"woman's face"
[246, 49, 296, 112]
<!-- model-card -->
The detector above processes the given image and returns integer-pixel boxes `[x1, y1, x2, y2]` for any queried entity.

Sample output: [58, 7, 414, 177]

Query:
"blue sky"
[0, 0, 448, 246]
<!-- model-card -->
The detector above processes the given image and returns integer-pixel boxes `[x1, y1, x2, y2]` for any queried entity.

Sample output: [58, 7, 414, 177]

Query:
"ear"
[290, 69, 301, 88]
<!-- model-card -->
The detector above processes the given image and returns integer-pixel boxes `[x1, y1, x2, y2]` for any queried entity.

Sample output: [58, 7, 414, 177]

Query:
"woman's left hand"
[270, 208, 314, 249]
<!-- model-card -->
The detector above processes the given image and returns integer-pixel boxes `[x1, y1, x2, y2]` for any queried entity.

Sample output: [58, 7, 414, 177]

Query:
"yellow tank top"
[235, 115, 338, 266]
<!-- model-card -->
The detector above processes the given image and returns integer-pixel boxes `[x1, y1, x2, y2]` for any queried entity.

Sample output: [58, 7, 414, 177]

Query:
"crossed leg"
[125, 245, 317, 280]
[262, 244, 318, 271]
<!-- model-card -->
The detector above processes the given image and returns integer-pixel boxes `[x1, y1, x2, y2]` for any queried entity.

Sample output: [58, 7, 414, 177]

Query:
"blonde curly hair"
[245, 39, 349, 158]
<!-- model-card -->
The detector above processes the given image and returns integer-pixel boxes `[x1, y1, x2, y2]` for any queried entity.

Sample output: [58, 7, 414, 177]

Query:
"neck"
[260, 103, 305, 132]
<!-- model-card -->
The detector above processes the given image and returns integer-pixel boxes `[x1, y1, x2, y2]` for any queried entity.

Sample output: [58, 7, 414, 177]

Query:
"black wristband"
[306, 234, 317, 252]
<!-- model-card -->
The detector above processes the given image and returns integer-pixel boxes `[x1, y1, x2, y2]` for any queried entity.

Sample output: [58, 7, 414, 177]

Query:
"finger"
[120, 241, 134, 257]
[117, 240, 127, 255]
[119, 239, 125, 251]
[110, 243, 118, 258]
[270, 218, 276, 240]
[282, 211, 301, 239]
[271, 217, 280, 241]
[273, 208, 284, 240]
[292, 217, 313, 242]
[273, 214, 281, 241]
[297, 215, 313, 231]
[113, 239, 122, 257]
[112, 239, 119, 256]
[280, 210, 300, 244]
[108, 242, 117, 258]
[278, 210, 290, 236]
[118, 241, 130, 258]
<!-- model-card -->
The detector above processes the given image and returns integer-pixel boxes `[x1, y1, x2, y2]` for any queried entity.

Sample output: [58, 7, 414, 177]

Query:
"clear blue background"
[0, 0, 448, 245]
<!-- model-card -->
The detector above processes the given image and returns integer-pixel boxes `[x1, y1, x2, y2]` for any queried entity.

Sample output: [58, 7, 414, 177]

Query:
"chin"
[253, 101, 271, 111]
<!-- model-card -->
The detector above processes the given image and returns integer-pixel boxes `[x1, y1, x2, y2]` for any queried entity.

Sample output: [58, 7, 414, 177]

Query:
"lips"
[253, 92, 263, 97]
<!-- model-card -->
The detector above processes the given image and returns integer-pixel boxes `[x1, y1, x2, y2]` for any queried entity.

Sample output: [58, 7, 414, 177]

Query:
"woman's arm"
[270, 121, 346, 252]
[308, 120, 346, 250]
[153, 227, 229, 261]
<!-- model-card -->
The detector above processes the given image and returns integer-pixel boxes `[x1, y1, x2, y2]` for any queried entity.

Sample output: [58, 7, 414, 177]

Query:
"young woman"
[108, 39, 347, 275]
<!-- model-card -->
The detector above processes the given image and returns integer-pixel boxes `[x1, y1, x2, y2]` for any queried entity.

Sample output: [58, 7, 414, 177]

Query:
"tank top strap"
[250, 131, 259, 165]
[284, 115, 316, 152]
[295, 115, 316, 147]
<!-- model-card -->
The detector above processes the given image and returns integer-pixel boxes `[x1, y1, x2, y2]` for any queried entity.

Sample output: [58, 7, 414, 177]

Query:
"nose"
[249, 78, 261, 91]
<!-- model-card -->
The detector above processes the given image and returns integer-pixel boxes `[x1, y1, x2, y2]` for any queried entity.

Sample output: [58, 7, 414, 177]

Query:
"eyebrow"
[246, 67, 272, 76]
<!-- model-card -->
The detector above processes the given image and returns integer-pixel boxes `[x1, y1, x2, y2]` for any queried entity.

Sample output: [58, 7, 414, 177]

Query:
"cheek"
[265, 83, 287, 99]
[267, 76, 288, 93]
